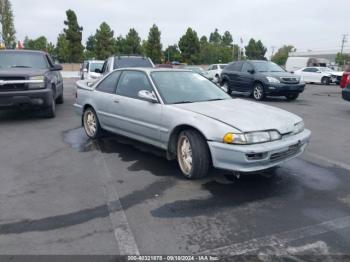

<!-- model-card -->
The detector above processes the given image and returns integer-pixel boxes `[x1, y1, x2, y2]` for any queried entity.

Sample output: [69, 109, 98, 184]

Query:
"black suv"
[220, 60, 305, 101]
[99, 55, 154, 75]
[0, 50, 63, 117]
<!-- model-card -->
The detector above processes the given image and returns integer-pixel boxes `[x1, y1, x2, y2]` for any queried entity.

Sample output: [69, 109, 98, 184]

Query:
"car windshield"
[114, 57, 153, 68]
[252, 61, 285, 72]
[89, 62, 104, 72]
[0, 52, 49, 69]
[151, 71, 231, 104]
[219, 64, 227, 69]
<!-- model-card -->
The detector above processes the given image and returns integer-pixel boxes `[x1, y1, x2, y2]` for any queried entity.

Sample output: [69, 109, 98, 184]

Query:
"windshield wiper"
[172, 101, 194, 104]
[10, 65, 32, 68]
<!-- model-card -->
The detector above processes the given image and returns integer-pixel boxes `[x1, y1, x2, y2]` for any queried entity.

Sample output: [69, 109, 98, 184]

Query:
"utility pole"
[340, 34, 348, 55]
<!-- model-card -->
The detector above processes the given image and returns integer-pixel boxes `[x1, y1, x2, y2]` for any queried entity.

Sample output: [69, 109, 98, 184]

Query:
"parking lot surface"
[0, 79, 350, 256]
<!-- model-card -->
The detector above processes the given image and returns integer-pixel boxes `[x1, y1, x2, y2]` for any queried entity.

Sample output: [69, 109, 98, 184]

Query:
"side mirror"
[95, 69, 102, 73]
[51, 64, 63, 71]
[291, 71, 294, 74]
[248, 69, 255, 74]
[138, 90, 158, 103]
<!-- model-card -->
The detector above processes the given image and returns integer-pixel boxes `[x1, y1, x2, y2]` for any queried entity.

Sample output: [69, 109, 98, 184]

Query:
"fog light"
[31, 98, 44, 105]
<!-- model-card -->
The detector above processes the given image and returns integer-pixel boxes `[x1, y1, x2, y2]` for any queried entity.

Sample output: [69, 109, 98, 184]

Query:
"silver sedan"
[74, 68, 311, 179]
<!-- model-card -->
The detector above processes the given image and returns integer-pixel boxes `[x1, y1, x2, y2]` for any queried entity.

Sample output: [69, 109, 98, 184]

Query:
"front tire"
[176, 130, 210, 179]
[83, 107, 103, 139]
[321, 76, 330, 85]
[56, 92, 64, 104]
[285, 94, 299, 101]
[44, 95, 56, 118]
[221, 81, 230, 94]
[252, 83, 265, 101]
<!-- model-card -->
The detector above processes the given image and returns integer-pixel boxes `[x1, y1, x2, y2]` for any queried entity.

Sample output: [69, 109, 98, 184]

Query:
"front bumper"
[0, 89, 53, 108]
[265, 83, 305, 95]
[342, 87, 350, 102]
[208, 129, 311, 173]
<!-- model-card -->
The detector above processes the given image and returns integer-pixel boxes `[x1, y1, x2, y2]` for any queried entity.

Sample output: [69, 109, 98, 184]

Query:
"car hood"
[172, 99, 302, 134]
[0, 68, 49, 77]
[329, 71, 344, 76]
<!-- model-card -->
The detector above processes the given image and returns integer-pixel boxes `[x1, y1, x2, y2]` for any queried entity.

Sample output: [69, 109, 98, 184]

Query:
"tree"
[94, 22, 116, 60]
[164, 44, 181, 63]
[145, 24, 162, 64]
[23, 36, 51, 53]
[222, 31, 233, 46]
[124, 28, 141, 54]
[272, 45, 294, 65]
[200, 36, 208, 47]
[245, 38, 267, 60]
[0, 0, 16, 48]
[63, 9, 84, 62]
[84, 35, 96, 59]
[209, 28, 221, 44]
[115, 35, 126, 54]
[47, 42, 55, 59]
[55, 33, 69, 63]
[336, 52, 350, 67]
[178, 27, 200, 64]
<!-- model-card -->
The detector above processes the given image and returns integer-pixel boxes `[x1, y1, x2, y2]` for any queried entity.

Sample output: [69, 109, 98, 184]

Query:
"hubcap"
[254, 85, 263, 99]
[84, 111, 97, 137]
[177, 135, 193, 175]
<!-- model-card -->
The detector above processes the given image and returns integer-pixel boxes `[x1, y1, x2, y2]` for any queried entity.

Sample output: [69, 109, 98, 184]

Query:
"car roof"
[0, 49, 47, 55]
[113, 67, 192, 73]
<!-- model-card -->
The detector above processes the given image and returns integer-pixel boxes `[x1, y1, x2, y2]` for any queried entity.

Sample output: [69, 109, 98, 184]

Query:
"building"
[289, 48, 350, 64]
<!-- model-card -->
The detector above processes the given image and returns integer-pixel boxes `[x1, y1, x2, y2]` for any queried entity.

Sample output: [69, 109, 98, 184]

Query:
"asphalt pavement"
[0, 79, 349, 258]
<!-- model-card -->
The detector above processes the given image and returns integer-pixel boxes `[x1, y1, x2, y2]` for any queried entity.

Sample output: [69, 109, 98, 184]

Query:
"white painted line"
[199, 215, 350, 255]
[305, 152, 350, 171]
[94, 148, 140, 255]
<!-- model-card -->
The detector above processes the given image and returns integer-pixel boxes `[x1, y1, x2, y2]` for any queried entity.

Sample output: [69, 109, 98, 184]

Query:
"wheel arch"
[166, 124, 210, 160]
[81, 104, 95, 126]
[251, 80, 266, 95]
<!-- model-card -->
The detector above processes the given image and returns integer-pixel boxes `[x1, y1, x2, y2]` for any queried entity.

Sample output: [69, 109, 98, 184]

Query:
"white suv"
[207, 64, 227, 83]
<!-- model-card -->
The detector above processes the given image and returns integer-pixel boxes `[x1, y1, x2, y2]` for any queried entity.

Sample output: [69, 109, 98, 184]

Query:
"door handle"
[113, 99, 119, 103]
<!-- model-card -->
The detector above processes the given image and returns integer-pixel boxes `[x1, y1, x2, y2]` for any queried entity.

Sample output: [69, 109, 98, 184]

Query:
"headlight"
[223, 130, 281, 145]
[28, 76, 45, 89]
[266, 76, 280, 83]
[293, 121, 304, 134]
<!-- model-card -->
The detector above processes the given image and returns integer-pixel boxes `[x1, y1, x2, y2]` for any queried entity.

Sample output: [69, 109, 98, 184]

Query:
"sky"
[10, 0, 350, 56]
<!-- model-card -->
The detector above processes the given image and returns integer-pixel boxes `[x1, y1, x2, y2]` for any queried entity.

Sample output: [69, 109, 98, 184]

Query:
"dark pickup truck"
[0, 50, 64, 118]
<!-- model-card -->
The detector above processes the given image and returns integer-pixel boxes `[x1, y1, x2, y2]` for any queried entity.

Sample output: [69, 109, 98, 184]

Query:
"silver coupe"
[74, 68, 311, 179]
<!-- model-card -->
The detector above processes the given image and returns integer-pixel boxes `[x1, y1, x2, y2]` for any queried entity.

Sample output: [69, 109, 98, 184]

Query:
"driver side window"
[117, 71, 154, 99]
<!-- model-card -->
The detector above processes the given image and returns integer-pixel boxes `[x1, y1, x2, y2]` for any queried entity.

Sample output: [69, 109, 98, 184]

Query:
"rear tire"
[285, 94, 299, 101]
[176, 130, 210, 179]
[83, 107, 103, 139]
[252, 83, 265, 101]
